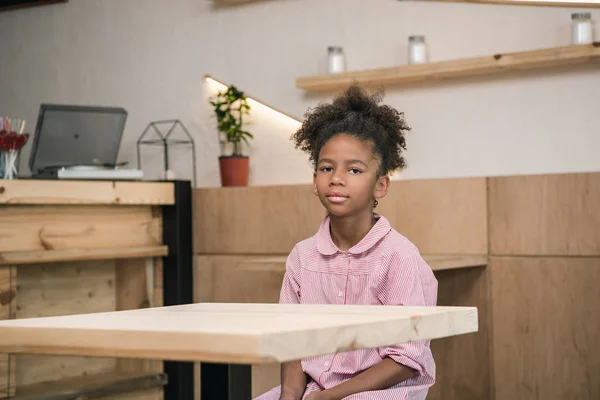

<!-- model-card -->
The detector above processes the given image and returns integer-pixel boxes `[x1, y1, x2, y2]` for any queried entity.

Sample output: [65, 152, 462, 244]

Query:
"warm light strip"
[405, 0, 600, 6]
[205, 75, 303, 125]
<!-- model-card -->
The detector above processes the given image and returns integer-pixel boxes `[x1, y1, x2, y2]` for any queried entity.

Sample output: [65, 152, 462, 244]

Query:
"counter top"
[0, 179, 174, 205]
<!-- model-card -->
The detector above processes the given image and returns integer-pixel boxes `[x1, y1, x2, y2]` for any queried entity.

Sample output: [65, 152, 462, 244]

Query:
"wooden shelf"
[424, 254, 487, 271]
[0, 245, 168, 266]
[12, 371, 167, 400]
[0, 179, 174, 205]
[296, 43, 600, 92]
[206, 254, 487, 273]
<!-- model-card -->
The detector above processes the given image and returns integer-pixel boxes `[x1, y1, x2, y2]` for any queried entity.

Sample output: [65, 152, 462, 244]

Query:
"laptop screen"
[28, 104, 128, 172]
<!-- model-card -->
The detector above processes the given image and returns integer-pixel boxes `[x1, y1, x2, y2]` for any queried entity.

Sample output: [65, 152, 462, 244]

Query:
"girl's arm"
[278, 247, 308, 400]
[280, 360, 308, 400]
[316, 358, 415, 400]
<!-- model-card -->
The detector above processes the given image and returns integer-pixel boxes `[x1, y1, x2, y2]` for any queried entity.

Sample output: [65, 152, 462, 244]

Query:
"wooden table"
[0, 302, 478, 398]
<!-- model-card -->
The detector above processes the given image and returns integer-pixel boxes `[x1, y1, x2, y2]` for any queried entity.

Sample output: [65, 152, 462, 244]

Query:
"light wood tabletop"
[0, 303, 478, 364]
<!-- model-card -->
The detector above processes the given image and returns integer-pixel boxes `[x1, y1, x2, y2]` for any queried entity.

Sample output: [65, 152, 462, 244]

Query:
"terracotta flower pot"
[219, 156, 249, 187]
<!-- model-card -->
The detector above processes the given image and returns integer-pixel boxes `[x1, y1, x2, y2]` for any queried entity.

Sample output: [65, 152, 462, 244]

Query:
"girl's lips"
[327, 195, 348, 203]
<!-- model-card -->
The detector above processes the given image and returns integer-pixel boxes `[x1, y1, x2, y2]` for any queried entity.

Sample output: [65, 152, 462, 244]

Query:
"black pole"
[161, 180, 194, 399]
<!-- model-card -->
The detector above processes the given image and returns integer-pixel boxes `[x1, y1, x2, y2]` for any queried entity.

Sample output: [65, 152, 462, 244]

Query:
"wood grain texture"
[0, 266, 13, 319]
[193, 177, 487, 255]
[489, 172, 600, 256]
[110, 388, 166, 400]
[153, 258, 163, 308]
[0, 245, 168, 266]
[490, 257, 600, 400]
[0, 303, 478, 364]
[193, 184, 325, 255]
[116, 258, 151, 312]
[252, 363, 281, 398]
[115, 257, 164, 385]
[296, 43, 600, 91]
[12, 371, 167, 400]
[0, 205, 162, 252]
[14, 261, 117, 389]
[0, 266, 16, 398]
[428, 267, 491, 400]
[379, 177, 487, 255]
[195, 256, 287, 304]
[0, 180, 174, 205]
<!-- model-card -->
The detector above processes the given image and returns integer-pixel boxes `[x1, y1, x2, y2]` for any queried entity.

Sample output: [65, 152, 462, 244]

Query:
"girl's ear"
[373, 174, 390, 202]
[313, 171, 318, 196]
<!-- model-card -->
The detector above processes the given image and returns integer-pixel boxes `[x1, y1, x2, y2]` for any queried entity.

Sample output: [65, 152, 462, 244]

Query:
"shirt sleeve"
[279, 245, 301, 304]
[375, 249, 437, 385]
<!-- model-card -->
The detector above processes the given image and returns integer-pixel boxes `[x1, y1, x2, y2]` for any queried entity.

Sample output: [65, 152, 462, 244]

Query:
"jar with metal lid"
[571, 12, 594, 45]
[408, 35, 428, 65]
[327, 46, 346, 74]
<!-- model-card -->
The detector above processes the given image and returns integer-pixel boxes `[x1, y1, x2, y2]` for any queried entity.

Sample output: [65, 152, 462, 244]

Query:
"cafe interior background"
[0, 0, 599, 399]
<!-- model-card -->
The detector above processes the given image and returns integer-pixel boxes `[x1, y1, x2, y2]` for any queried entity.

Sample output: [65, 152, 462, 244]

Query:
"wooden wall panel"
[14, 261, 117, 389]
[193, 177, 487, 255]
[427, 267, 491, 400]
[194, 185, 324, 255]
[110, 388, 165, 400]
[489, 172, 600, 255]
[195, 256, 286, 304]
[378, 177, 488, 255]
[0, 205, 162, 253]
[490, 257, 600, 400]
[252, 363, 281, 398]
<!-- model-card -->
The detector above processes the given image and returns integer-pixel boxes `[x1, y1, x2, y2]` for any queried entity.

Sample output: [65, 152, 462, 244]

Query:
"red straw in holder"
[1, 116, 30, 179]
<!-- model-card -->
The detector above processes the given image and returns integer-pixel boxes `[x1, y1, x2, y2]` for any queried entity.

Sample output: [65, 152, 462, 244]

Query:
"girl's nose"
[329, 172, 345, 186]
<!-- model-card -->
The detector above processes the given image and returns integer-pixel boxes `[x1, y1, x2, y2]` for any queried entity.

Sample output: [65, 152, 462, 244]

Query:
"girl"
[255, 85, 438, 400]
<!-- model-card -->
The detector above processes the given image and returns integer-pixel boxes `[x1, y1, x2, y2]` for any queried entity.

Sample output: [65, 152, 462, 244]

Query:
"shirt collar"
[316, 213, 392, 256]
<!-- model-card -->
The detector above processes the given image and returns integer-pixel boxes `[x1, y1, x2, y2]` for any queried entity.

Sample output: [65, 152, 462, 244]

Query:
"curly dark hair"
[291, 84, 410, 176]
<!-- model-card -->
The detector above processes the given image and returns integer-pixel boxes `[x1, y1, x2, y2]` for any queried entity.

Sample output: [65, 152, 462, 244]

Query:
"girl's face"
[313, 134, 389, 218]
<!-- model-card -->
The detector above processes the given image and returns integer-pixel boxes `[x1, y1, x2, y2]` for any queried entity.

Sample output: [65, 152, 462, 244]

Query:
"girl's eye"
[320, 166, 333, 172]
[349, 168, 362, 174]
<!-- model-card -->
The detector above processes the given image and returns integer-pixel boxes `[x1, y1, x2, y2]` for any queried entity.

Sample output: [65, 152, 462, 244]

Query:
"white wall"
[0, 0, 598, 187]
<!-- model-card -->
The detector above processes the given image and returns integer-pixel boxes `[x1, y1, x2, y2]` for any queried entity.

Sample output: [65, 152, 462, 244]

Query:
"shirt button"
[338, 291, 343, 298]
[342, 253, 347, 258]
[324, 361, 329, 367]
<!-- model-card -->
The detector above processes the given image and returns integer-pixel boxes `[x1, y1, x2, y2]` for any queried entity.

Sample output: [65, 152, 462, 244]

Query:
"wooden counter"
[0, 179, 177, 400]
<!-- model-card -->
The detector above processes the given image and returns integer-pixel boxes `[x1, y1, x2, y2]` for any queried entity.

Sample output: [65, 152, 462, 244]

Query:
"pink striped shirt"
[255, 214, 438, 400]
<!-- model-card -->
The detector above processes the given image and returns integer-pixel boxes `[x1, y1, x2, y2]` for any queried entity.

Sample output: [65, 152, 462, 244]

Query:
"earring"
[373, 199, 378, 208]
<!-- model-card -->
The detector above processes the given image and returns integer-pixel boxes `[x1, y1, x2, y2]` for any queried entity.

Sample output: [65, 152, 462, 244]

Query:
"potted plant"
[210, 84, 253, 187]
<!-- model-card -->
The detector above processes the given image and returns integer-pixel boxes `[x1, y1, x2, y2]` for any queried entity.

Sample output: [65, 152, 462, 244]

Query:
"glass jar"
[408, 35, 428, 65]
[327, 46, 346, 74]
[571, 12, 594, 45]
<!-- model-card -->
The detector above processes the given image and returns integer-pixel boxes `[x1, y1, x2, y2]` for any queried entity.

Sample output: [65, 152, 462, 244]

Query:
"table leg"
[162, 180, 195, 399]
[201, 363, 252, 400]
